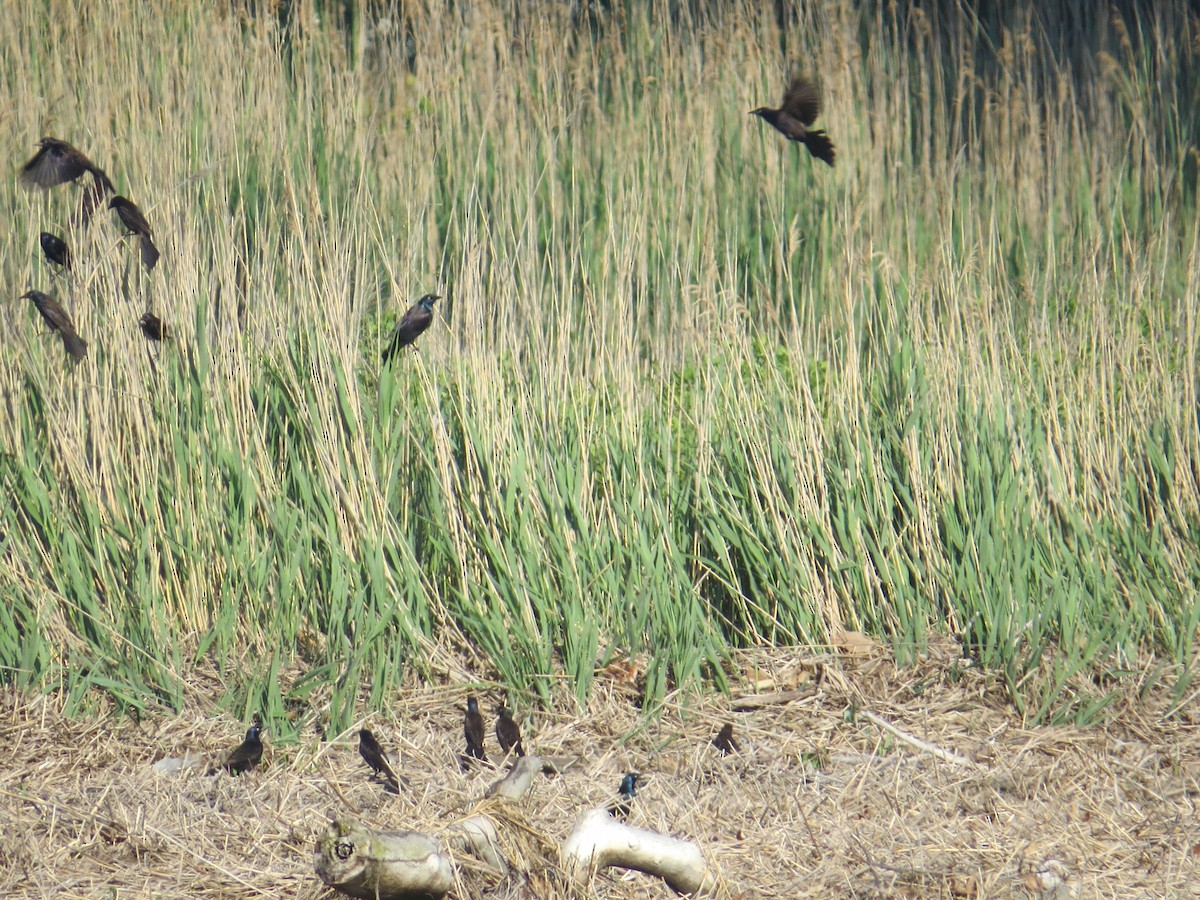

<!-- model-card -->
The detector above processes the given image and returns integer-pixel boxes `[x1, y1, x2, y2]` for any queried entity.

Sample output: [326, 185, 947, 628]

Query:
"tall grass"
[0, 0, 1196, 729]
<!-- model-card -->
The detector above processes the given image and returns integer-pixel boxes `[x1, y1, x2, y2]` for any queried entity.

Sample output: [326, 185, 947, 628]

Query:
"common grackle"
[358, 728, 401, 793]
[464, 695, 486, 761]
[750, 74, 836, 166]
[609, 772, 639, 819]
[21, 290, 86, 360]
[139, 312, 167, 342]
[495, 705, 524, 757]
[212, 723, 263, 775]
[712, 722, 740, 756]
[39, 232, 71, 271]
[382, 293, 438, 363]
[20, 137, 107, 189]
[109, 196, 160, 270]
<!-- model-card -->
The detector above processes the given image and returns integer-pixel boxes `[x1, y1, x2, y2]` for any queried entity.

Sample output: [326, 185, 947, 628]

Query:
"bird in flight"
[22, 290, 87, 360]
[750, 74, 836, 166]
[382, 293, 439, 364]
[19, 138, 116, 225]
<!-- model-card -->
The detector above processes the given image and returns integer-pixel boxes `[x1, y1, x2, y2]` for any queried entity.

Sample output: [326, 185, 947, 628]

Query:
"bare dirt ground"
[2, 637, 1198, 899]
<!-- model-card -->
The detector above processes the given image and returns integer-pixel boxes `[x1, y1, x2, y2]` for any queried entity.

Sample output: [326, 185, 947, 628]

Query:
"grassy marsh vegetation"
[0, 0, 1197, 731]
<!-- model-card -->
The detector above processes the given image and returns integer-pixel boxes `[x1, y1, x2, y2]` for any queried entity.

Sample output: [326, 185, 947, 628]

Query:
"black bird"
[77, 169, 117, 227]
[39, 232, 71, 271]
[211, 723, 263, 775]
[382, 293, 439, 363]
[139, 312, 167, 342]
[358, 729, 401, 793]
[20, 137, 107, 190]
[464, 695, 486, 761]
[21, 290, 87, 360]
[109, 196, 160, 270]
[712, 722, 740, 756]
[750, 74, 836, 166]
[495, 705, 524, 757]
[609, 772, 639, 819]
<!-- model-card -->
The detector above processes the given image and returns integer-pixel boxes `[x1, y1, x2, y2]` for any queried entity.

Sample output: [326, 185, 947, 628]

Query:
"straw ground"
[2, 641, 1198, 898]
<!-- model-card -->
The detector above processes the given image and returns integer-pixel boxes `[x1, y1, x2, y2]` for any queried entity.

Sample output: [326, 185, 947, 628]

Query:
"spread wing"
[781, 75, 821, 126]
[21, 141, 91, 189]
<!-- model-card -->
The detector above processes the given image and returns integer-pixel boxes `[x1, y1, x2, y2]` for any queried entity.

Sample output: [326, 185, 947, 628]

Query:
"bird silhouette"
[20, 137, 108, 189]
[109, 196, 160, 270]
[211, 723, 263, 775]
[39, 232, 71, 272]
[139, 312, 167, 342]
[464, 696, 486, 761]
[495, 705, 524, 757]
[712, 722, 740, 756]
[21, 290, 87, 360]
[750, 74, 836, 166]
[609, 772, 640, 819]
[382, 293, 438, 363]
[77, 170, 117, 226]
[358, 729, 401, 793]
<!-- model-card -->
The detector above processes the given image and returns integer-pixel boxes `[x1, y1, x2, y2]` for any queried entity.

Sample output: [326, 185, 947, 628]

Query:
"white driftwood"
[485, 754, 543, 800]
[453, 814, 508, 874]
[313, 818, 453, 899]
[561, 808, 713, 894]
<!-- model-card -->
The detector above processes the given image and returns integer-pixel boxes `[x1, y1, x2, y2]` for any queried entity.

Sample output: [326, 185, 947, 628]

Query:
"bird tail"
[141, 235, 161, 270]
[803, 130, 836, 166]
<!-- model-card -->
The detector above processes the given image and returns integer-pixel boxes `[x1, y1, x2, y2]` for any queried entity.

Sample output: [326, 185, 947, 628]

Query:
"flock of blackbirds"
[16, 73, 831, 367]
[18, 137, 163, 360]
[208, 698, 741, 819]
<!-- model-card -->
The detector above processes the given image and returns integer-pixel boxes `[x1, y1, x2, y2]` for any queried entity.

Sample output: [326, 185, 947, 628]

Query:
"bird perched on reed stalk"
[712, 722, 740, 756]
[609, 772, 640, 819]
[495, 705, 524, 757]
[358, 729, 402, 794]
[211, 722, 263, 775]
[750, 74, 836, 166]
[464, 696, 486, 761]
[109, 195, 160, 270]
[139, 312, 166, 342]
[382, 293, 438, 364]
[21, 290, 87, 360]
[39, 232, 71, 272]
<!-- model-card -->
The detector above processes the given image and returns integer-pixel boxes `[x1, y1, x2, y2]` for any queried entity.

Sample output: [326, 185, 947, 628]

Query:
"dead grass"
[2, 640, 1197, 899]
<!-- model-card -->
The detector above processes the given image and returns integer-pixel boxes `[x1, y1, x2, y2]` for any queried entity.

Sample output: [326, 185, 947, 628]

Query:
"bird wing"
[781, 75, 821, 125]
[77, 170, 116, 226]
[21, 142, 90, 189]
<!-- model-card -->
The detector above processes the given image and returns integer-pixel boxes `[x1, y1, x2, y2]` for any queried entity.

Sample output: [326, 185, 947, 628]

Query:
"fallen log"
[313, 818, 453, 900]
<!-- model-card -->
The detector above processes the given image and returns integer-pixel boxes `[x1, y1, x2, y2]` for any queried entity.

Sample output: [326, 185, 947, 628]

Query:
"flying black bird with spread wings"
[22, 290, 87, 360]
[750, 74, 836, 166]
[20, 138, 116, 224]
[382, 293, 439, 364]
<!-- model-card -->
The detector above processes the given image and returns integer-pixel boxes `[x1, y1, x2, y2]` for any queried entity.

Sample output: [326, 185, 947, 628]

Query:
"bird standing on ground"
[358, 729, 402, 794]
[382, 293, 439, 363]
[712, 722, 740, 756]
[39, 232, 71, 272]
[212, 723, 264, 775]
[464, 696, 486, 761]
[750, 74, 836, 166]
[495, 705, 524, 757]
[610, 772, 640, 819]
[109, 195, 160, 270]
[21, 290, 87, 360]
